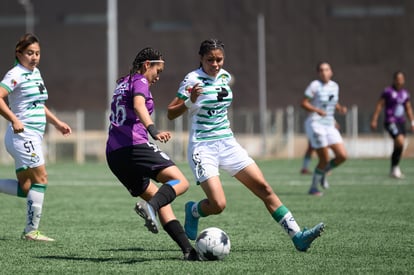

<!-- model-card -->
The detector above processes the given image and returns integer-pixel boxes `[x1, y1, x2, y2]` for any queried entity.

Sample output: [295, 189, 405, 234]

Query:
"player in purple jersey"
[371, 71, 414, 179]
[106, 47, 198, 260]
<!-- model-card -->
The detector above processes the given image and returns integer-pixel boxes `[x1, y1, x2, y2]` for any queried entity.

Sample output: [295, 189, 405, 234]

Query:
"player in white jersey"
[301, 62, 347, 196]
[0, 34, 72, 241]
[167, 39, 324, 252]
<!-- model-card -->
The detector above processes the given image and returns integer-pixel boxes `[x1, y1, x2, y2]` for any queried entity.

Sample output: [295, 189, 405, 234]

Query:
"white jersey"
[177, 68, 233, 142]
[304, 80, 339, 126]
[0, 64, 48, 135]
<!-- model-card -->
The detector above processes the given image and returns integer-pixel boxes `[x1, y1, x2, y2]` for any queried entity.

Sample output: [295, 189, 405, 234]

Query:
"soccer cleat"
[308, 188, 323, 196]
[184, 201, 199, 240]
[292, 222, 325, 252]
[134, 201, 159, 234]
[21, 230, 55, 242]
[390, 166, 405, 179]
[183, 247, 200, 261]
[300, 168, 311, 175]
[320, 175, 329, 189]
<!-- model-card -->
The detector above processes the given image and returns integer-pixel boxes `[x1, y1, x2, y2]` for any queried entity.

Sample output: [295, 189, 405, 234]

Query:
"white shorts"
[305, 118, 343, 149]
[187, 137, 255, 184]
[5, 125, 45, 171]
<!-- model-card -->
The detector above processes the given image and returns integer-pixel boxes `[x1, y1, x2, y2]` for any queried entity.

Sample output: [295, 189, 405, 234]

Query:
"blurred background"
[0, 0, 413, 162]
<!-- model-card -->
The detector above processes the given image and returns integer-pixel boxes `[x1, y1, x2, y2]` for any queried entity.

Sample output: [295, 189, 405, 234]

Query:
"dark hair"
[316, 61, 329, 72]
[198, 39, 225, 57]
[393, 70, 404, 80]
[130, 47, 163, 75]
[15, 33, 39, 61]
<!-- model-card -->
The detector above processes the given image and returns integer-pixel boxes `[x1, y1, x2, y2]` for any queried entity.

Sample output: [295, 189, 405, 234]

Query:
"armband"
[147, 124, 160, 139]
[184, 98, 193, 108]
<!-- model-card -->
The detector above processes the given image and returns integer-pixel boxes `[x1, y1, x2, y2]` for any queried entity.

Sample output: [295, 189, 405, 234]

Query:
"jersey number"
[24, 141, 35, 153]
[110, 95, 127, 126]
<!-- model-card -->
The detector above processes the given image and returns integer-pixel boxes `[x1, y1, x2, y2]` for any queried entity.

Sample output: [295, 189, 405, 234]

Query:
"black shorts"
[106, 142, 175, 197]
[385, 122, 406, 139]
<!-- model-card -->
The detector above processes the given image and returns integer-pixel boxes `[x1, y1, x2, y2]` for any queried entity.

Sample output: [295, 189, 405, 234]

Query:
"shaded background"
[0, 0, 413, 132]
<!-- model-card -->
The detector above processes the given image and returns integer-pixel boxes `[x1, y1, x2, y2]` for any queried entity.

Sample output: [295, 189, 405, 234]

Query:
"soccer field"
[0, 158, 413, 274]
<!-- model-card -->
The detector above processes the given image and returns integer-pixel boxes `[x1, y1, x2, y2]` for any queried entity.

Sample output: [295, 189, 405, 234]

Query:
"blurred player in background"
[370, 71, 414, 179]
[301, 62, 347, 196]
[300, 141, 314, 174]
[167, 38, 324, 252]
[105, 47, 198, 260]
[0, 33, 72, 241]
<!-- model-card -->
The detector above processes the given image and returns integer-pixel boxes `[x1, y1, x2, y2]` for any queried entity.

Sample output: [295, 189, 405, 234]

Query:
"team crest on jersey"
[220, 74, 229, 83]
[30, 153, 40, 163]
[10, 79, 17, 87]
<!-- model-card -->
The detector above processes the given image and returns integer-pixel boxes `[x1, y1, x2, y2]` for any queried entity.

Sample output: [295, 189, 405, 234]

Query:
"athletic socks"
[391, 146, 403, 167]
[163, 219, 193, 254]
[311, 168, 325, 189]
[324, 159, 338, 173]
[148, 181, 177, 213]
[302, 155, 311, 170]
[0, 179, 26, 197]
[272, 205, 301, 238]
[25, 183, 47, 233]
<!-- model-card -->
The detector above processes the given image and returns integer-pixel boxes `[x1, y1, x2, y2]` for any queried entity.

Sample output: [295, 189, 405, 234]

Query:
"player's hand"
[12, 120, 24, 133]
[316, 109, 326, 117]
[339, 106, 347, 114]
[189, 83, 203, 103]
[156, 131, 171, 143]
[55, 121, 72, 136]
[370, 120, 377, 131]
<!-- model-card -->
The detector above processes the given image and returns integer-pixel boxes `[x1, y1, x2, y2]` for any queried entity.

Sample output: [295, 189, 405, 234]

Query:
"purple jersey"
[106, 74, 154, 152]
[381, 86, 410, 124]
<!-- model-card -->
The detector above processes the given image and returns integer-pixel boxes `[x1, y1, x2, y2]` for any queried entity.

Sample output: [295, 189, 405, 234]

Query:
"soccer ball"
[195, 227, 231, 261]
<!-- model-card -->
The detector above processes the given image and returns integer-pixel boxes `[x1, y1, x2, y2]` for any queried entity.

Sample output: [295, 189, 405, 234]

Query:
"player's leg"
[184, 176, 225, 240]
[135, 166, 190, 235]
[300, 141, 313, 174]
[18, 165, 54, 241]
[184, 141, 221, 240]
[157, 205, 198, 260]
[234, 163, 324, 252]
[309, 147, 329, 195]
[390, 134, 405, 178]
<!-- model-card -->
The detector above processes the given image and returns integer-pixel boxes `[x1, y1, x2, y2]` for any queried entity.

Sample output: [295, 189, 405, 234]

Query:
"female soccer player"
[301, 62, 347, 196]
[105, 47, 198, 260]
[167, 39, 324, 252]
[0, 33, 72, 241]
[371, 71, 414, 179]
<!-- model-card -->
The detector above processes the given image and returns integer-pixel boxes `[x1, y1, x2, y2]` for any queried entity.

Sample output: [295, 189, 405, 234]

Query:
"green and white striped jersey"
[0, 64, 48, 135]
[304, 79, 339, 126]
[177, 68, 233, 142]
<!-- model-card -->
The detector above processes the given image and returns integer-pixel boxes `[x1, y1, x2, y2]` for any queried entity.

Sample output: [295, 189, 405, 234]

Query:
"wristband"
[184, 98, 193, 108]
[147, 124, 160, 139]
[411, 120, 414, 127]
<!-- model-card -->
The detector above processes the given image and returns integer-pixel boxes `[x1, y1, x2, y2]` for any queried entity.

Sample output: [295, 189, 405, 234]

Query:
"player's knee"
[35, 171, 48, 184]
[210, 201, 226, 214]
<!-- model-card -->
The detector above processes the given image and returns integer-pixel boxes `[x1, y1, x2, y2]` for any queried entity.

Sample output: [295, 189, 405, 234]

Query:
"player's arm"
[134, 95, 170, 143]
[300, 97, 326, 116]
[370, 98, 385, 130]
[404, 100, 414, 132]
[0, 86, 24, 133]
[335, 103, 347, 115]
[167, 83, 202, 120]
[44, 106, 72, 136]
[167, 97, 186, 120]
